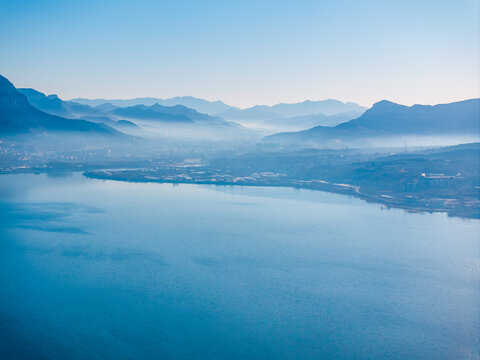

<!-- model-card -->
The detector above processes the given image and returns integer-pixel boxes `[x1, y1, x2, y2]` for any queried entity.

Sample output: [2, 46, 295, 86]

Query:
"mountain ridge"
[109, 103, 235, 127]
[71, 96, 236, 115]
[71, 96, 366, 120]
[217, 99, 366, 122]
[264, 98, 480, 144]
[0, 75, 121, 137]
[18, 88, 113, 121]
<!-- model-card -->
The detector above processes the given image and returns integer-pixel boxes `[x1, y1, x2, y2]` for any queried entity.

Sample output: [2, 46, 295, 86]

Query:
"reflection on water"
[0, 173, 478, 360]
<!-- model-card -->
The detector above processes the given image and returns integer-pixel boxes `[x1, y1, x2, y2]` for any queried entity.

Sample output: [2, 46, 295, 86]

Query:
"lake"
[0, 173, 478, 359]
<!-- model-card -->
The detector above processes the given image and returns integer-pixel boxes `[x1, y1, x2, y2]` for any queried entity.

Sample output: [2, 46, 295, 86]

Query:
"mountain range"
[71, 97, 366, 122]
[0, 75, 119, 136]
[16, 85, 235, 131]
[18, 88, 112, 120]
[218, 100, 366, 121]
[4, 73, 477, 145]
[72, 96, 234, 116]
[264, 99, 480, 145]
[110, 103, 232, 126]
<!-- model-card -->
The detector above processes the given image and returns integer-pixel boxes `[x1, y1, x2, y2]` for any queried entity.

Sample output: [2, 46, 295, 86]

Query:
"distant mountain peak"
[370, 100, 402, 108]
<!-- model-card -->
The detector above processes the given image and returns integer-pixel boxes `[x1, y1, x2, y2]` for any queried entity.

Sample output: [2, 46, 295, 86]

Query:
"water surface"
[0, 173, 478, 359]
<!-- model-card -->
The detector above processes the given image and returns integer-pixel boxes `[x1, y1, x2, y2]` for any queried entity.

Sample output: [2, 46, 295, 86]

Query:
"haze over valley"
[1, 73, 478, 219]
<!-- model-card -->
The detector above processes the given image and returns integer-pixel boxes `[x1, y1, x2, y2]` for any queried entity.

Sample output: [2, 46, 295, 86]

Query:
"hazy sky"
[0, 0, 478, 108]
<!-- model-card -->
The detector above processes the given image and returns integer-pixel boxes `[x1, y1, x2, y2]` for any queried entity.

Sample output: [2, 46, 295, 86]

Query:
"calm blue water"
[0, 173, 478, 360]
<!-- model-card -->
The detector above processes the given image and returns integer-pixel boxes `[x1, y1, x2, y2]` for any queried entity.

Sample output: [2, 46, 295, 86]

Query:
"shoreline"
[82, 171, 479, 220]
[1, 167, 476, 220]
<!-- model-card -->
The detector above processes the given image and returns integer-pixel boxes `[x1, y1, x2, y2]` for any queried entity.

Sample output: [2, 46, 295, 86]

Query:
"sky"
[0, 0, 478, 108]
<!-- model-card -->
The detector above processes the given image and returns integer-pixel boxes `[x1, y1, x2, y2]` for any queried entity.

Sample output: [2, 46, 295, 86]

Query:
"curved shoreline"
[83, 170, 480, 220]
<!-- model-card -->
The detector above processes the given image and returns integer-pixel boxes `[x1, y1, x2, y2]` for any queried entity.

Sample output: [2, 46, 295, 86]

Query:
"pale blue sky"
[0, 0, 478, 107]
